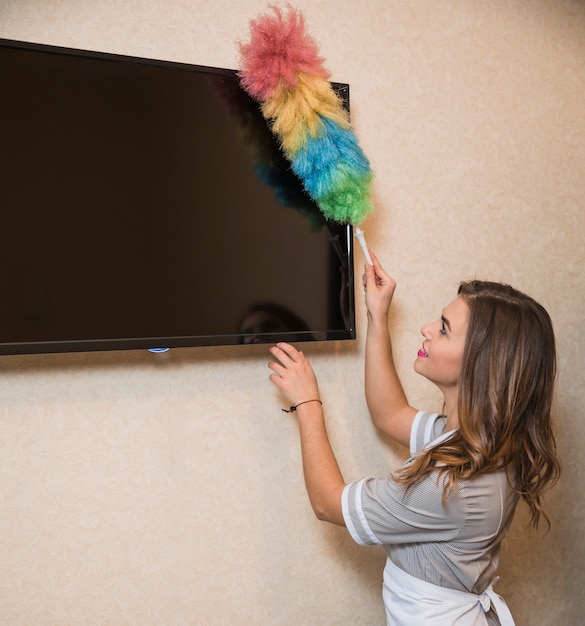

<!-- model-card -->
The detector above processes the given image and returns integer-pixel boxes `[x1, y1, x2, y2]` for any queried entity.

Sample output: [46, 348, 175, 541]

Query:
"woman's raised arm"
[363, 252, 417, 447]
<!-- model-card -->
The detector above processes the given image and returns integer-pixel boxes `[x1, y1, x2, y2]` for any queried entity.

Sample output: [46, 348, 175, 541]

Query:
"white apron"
[382, 558, 516, 626]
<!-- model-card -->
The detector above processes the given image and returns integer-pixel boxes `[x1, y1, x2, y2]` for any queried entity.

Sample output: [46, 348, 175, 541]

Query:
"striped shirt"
[342, 411, 519, 595]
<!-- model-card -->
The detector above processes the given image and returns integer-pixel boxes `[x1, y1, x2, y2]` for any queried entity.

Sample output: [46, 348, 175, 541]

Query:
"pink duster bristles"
[238, 4, 375, 264]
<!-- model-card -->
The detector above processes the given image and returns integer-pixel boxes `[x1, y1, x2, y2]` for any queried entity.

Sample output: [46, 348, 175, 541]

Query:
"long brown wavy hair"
[395, 280, 561, 528]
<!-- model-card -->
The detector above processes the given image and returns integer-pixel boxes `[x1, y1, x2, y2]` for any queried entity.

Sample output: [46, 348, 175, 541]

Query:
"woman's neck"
[443, 390, 459, 430]
[444, 412, 459, 431]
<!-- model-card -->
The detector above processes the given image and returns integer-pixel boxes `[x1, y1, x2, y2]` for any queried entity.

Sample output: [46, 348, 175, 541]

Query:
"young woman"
[267, 251, 560, 626]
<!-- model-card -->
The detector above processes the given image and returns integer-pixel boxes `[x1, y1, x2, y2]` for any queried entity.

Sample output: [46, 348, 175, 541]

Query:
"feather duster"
[239, 4, 374, 263]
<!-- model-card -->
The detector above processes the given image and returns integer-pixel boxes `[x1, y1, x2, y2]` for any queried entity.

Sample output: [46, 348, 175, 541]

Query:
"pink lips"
[418, 345, 428, 358]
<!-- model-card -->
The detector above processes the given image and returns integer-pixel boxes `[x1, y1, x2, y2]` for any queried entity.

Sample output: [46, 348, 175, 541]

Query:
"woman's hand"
[268, 342, 320, 408]
[363, 250, 397, 322]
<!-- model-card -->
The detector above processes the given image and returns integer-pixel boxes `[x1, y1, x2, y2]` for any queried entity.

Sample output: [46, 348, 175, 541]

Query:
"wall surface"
[1, 1, 584, 624]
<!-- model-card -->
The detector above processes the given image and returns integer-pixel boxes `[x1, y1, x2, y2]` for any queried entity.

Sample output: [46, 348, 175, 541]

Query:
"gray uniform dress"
[342, 411, 519, 625]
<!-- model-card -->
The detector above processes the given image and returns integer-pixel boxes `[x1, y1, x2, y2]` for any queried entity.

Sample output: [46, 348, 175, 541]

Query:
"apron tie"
[481, 577, 516, 626]
[478, 590, 492, 612]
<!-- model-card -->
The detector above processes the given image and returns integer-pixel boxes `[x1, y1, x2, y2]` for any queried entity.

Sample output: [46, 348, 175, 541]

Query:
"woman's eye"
[440, 322, 447, 335]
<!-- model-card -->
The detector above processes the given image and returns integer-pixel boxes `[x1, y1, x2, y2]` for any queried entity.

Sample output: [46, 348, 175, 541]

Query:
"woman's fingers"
[274, 341, 300, 359]
[269, 342, 303, 366]
[268, 342, 319, 404]
[268, 343, 301, 383]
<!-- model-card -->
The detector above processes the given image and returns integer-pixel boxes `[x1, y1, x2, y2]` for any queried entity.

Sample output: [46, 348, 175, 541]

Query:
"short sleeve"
[342, 411, 461, 548]
[410, 411, 447, 455]
[342, 473, 464, 547]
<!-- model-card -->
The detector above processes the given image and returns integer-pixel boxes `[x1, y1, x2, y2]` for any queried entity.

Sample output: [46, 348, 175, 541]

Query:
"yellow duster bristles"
[263, 77, 351, 156]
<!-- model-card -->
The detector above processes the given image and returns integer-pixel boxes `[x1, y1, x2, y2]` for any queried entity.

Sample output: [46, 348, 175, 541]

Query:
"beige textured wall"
[1, 1, 584, 624]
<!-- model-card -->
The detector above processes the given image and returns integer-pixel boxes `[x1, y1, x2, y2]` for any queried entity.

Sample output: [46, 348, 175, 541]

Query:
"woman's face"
[414, 296, 469, 392]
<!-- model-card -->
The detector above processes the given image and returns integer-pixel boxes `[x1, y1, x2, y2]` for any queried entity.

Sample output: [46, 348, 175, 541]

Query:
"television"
[0, 38, 356, 355]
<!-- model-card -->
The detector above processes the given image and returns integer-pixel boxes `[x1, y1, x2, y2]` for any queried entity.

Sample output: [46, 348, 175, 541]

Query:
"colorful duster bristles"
[239, 5, 375, 261]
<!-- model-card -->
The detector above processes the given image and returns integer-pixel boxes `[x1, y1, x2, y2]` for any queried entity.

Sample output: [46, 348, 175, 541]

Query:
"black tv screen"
[0, 39, 355, 355]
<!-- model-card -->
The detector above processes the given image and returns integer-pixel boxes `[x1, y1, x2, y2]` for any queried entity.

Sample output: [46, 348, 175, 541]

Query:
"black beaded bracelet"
[282, 399, 323, 413]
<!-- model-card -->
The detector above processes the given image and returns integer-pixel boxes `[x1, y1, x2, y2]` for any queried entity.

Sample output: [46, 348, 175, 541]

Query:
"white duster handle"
[354, 226, 373, 265]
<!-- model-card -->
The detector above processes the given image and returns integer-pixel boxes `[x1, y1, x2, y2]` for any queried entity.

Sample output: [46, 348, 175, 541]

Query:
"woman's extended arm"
[268, 342, 346, 526]
[364, 252, 417, 447]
